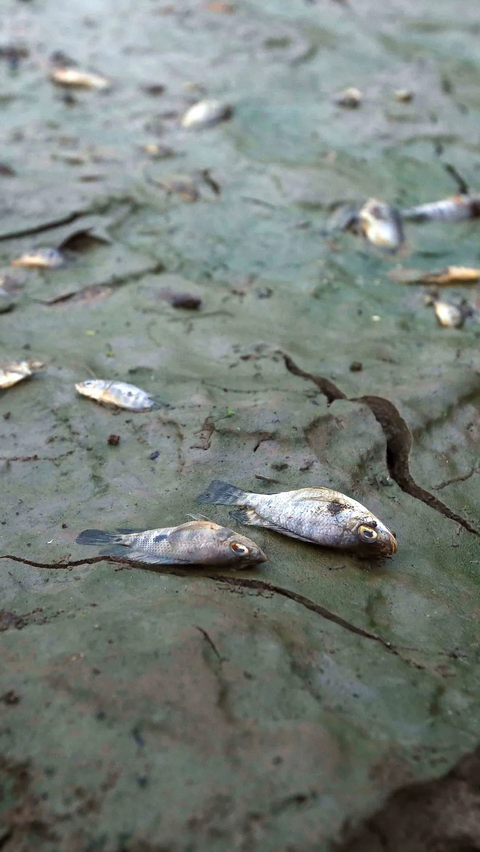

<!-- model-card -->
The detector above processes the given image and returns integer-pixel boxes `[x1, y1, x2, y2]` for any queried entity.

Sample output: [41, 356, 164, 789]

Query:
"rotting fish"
[389, 266, 480, 286]
[333, 87, 362, 108]
[425, 294, 470, 329]
[11, 248, 65, 269]
[401, 195, 480, 224]
[49, 66, 110, 90]
[180, 98, 233, 129]
[358, 198, 405, 252]
[76, 519, 267, 567]
[0, 360, 43, 390]
[75, 379, 156, 411]
[197, 481, 398, 558]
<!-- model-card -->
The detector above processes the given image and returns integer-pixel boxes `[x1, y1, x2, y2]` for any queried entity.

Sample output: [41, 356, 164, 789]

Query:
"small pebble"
[171, 293, 202, 310]
[149, 450, 160, 461]
[108, 434, 121, 446]
[349, 361, 363, 372]
[334, 87, 362, 108]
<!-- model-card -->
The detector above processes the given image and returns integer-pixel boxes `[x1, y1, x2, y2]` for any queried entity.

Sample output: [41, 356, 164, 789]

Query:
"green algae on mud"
[1, 0, 480, 850]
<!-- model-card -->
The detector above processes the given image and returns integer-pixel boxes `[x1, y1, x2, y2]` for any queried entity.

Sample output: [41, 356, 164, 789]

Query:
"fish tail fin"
[76, 529, 122, 546]
[196, 480, 248, 506]
[229, 507, 260, 527]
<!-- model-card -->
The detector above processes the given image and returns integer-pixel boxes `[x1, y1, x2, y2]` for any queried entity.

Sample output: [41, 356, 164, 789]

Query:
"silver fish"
[197, 481, 398, 558]
[333, 87, 362, 108]
[180, 98, 233, 129]
[358, 198, 405, 252]
[11, 248, 65, 269]
[0, 359, 43, 390]
[432, 299, 468, 329]
[401, 195, 480, 223]
[76, 519, 267, 568]
[75, 379, 155, 411]
[49, 66, 110, 90]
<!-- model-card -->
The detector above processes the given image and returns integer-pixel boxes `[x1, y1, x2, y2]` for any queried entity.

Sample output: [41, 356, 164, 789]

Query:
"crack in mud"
[0, 450, 75, 464]
[281, 352, 479, 536]
[157, 414, 185, 472]
[0, 554, 420, 666]
[434, 462, 480, 491]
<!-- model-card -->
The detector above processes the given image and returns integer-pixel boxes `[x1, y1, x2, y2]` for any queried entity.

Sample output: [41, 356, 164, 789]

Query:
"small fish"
[394, 89, 414, 102]
[197, 481, 398, 557]
[401, 195, 480, 224]
[180, 98, 233, 129]
[49, 66, 110, 90]
[333, 87, 362, 108]
[358, 198, 405, 252]
[11, 248, 65, 269]
[76, 519, 267, 567]
[75, 379, 155, 411]
[0, 360, 43, 390]
[428, 298, 469, 329]
[390, 266, 480, 286]
[325, 203, 360, 235]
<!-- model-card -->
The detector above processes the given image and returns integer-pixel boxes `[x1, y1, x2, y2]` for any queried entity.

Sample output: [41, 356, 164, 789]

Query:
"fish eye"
[357, 524, 378, 543]
[230, 541, 249, 556]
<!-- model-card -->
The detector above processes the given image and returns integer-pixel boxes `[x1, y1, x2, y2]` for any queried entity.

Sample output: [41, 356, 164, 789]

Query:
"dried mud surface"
[1, 0, 480, 850]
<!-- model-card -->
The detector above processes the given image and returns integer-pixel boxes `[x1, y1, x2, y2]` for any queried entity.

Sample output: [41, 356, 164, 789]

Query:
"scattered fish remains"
[76, 519, 267, 567]
[0, 360, 43, 390]
[425, 294, 471, 329]
[394, 89, 414, 102]
[197, 481, 398, 557]
[11, 248, 65, 269]
[389, 266, 480, 286]
[333, 87, 362, 108]
[180, 98, 233, 129]
[358, 198, 405, 252]
[49, 65, 110, 91]
[401, 195, 480, 224]
[75, 380, 155, 411]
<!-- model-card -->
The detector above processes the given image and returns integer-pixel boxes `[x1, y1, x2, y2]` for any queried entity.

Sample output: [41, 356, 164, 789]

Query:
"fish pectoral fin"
[229, 509, 316, 543]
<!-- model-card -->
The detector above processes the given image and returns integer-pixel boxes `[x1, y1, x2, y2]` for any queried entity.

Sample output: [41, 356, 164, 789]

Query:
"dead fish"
[390, 266, 480, 286]
[394, 89, 414, 102]
[333, 87, 362, 108]
[358, 198, 405, 252]
[425, 296, 470, 329]
[197, 480, 398, 557]
[401, 195, 480, 223]
[76, 519, 267, 567]
[0, 360, 43, 390]
[75, 379, 155, 411]
[180, 98, 233, 129]
[49, 66, 110, 90]
[11, 248, 65, 269]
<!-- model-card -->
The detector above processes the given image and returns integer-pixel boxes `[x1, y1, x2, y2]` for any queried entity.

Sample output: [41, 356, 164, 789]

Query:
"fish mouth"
[255, 549, 268, 564]
[380, 533, 398, 556]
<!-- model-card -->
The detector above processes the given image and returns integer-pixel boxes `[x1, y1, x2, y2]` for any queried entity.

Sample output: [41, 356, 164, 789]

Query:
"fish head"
[211, 526, 268, 568]
[352, 516, 398, 558]
[359, 199, 404, 251]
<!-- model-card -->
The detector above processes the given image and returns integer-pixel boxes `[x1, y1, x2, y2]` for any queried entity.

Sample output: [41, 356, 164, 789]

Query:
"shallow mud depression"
[1, 1, 480, 850]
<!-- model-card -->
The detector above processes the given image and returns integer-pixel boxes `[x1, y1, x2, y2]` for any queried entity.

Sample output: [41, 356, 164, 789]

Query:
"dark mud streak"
[0, 212, 81, 242]
[334, 744, 480, 852]
[281, 352, 479, 536]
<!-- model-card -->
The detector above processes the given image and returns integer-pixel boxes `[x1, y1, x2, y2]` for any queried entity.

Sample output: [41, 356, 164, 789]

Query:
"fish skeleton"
[76, 519, 267, 567]
[75, 379, 156, 411]
[401, 195, 480, 224]
[197, 480, 398, 557]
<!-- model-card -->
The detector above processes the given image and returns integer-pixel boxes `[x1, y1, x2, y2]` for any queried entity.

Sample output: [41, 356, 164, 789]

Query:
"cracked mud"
[1, 0, 480, 850]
